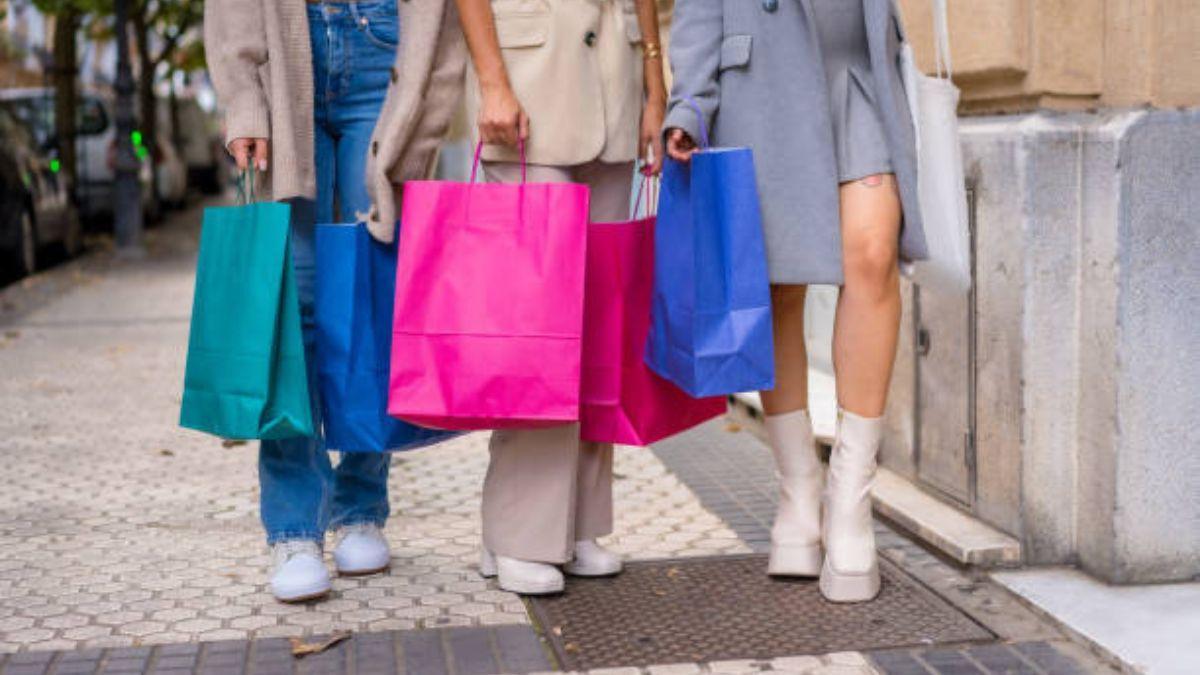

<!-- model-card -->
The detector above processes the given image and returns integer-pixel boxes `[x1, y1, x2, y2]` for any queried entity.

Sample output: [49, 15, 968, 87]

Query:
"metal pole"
[112, 0, 144, 255]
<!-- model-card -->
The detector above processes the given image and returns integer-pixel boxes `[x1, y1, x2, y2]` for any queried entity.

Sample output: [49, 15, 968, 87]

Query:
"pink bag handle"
[631, 170, 658, 219]
[469, 138, 527, 184]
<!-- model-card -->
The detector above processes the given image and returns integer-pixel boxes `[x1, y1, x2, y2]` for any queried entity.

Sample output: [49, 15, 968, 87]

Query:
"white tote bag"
[901, 0, 971, 293]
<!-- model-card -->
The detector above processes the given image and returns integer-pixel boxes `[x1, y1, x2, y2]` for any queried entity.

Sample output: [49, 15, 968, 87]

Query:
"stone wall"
[898, 0, 1200, 113]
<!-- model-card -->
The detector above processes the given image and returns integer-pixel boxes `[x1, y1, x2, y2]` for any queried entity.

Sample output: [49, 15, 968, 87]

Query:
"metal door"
[913, 189, 977, 507]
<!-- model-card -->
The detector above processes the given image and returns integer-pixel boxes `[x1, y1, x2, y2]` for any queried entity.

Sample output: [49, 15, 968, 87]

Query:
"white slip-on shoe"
[270, 540, 331, 603]
[479, 548, 564, 595]
[819, 409, 883, 603]
[563, 540, 623, 577]
[765, 409, 824, 577]
[332, 523, 391, 576]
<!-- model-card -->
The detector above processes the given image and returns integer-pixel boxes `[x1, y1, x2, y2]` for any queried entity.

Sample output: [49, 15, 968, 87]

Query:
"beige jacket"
[204, 0, 466, 243]
[466, 0, 645, 166]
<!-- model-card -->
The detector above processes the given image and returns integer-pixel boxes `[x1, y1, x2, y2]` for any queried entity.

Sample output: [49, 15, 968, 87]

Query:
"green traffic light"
[131, 130, 143, 146]
[49, 159, 61, 173]
[135, 145, 149, 160]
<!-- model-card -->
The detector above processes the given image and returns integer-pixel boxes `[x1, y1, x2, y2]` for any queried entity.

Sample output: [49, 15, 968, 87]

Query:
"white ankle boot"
[479, 549, 564, 595]
[820, 409, 883, 602]
[563, 539, 623, 577]
[766, 409, 824, 577]
[269, 540, 331, 603]
[332, 523, 390, 576]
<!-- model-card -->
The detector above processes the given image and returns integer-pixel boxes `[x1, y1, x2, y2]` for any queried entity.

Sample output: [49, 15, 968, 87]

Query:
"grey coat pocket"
[719, 34, 752, 71]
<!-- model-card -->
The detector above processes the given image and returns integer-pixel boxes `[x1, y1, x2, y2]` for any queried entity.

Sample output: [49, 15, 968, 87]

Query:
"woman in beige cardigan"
[205, 0, 465, 602]
[456, 0, 667, 595]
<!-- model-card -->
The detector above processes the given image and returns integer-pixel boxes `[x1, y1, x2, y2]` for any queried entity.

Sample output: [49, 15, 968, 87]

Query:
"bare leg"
[832, 174, 902, 417]
[820, 172, 901, 603]
[760, 284, 809, 415]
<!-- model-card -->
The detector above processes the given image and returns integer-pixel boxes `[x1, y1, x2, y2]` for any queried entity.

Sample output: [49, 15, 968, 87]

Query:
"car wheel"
[17, 209, 37, 276]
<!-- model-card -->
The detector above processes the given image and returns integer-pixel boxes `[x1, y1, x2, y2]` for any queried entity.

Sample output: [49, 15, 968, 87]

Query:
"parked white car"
[0, 87, 155, 222]
[160, 96, 225, 195]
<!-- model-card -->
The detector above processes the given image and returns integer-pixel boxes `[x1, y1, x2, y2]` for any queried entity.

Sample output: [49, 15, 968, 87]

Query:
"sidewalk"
[0, 201, 1114, 674]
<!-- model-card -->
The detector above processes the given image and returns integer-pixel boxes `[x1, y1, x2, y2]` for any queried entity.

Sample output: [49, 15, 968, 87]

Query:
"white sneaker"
[479, 548, 564, 595]
[332, 523, 391, 576]
[563, 540, 623, 577]
[270, 540, 331, 603]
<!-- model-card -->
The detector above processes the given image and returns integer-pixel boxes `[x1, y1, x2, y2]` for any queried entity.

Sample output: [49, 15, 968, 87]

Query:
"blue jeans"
[259, 0, 400, 545]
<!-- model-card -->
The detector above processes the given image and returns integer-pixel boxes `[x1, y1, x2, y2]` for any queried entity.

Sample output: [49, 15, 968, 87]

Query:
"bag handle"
[932, 0, 953, 80]
[631, 170, 659, 220]
[235, 167, 258, 205]
[469, 138, 527, 184]
[683, 96, 711, 150]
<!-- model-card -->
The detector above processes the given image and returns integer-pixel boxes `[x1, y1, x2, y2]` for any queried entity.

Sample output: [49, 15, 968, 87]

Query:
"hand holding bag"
[645, 100, 776, 398]
[581, 176, 726, 445]
[901, 0, 971, 292]
[388, 142, 590, 430]
[315, 222, 459, 452]
[180, 171, 314, 439]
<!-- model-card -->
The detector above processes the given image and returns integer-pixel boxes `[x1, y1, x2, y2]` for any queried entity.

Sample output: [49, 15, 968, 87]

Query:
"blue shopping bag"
[314, 222, 459, 452]
[180, 173, 314, 440]
[645, 100, 776, 397]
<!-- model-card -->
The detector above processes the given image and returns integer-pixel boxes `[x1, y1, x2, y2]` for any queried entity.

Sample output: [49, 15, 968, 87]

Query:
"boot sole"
[767, 543, 823, 577]
[818, 558, 880, 603]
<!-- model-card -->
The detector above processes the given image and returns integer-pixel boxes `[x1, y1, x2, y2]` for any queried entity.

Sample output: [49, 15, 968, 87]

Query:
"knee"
[843, 237, 898, 297]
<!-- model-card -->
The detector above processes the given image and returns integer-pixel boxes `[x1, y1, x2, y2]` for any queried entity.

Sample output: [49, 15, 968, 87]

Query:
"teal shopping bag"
[180, 174, 314, 439]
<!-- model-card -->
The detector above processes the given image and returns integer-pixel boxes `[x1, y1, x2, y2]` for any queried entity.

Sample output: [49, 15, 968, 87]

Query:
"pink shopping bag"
[388, 143, 590, 430]
[580, 177, 726, 445]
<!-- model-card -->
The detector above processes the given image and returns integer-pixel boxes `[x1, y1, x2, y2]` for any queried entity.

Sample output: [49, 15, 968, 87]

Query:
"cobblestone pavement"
[0, 203, 1114, 675]
[0, 204, 746, 656]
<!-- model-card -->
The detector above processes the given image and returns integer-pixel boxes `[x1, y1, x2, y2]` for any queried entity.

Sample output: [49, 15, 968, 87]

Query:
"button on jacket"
[466, 0, 646, 166]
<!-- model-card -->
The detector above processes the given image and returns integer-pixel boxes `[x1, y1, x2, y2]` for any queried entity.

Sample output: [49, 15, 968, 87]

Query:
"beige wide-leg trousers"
[480, 159, 635, 564]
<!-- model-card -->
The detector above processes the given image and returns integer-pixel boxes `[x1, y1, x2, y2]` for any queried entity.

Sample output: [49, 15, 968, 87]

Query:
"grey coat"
[664, 0, 929, 285]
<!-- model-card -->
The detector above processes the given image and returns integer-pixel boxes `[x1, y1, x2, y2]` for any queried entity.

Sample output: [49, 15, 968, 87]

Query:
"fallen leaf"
[290, 631, 351, 657]
[221, 439, 247, 448]
[159, 449, 175, 457]
[724, 422, 742, 433]
[563, 642, 579, 653]
[666, 567, 680, 579]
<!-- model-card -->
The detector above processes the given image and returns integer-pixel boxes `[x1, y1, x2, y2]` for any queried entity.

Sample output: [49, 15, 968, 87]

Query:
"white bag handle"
[932, 0, 953, 80]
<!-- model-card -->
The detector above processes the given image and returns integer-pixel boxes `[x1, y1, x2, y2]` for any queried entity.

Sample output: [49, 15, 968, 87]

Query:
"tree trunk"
[132, 2, 159, 210]
[52, 10, 79, 192]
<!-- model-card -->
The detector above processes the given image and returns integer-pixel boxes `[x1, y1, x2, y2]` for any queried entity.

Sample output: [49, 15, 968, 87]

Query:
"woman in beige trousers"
[455, 0, 667, 594]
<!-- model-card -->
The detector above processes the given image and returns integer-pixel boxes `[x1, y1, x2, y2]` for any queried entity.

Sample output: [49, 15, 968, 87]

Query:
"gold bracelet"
[643, 42, 662, 60]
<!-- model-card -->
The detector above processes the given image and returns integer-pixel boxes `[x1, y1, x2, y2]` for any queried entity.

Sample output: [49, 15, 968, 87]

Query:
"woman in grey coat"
[665, 0, 928, 603]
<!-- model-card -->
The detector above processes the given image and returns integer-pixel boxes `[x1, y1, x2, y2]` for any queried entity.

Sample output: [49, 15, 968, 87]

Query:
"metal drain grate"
[528, 554, 994, 671]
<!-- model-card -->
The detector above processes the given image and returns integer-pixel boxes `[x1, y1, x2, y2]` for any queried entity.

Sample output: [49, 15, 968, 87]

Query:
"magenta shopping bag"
[388, 143, 590, 430]
[581, 179, 726, 445]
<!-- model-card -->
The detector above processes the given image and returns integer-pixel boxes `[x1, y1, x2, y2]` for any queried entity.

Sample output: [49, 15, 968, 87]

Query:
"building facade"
[885, 0, 1200, 584]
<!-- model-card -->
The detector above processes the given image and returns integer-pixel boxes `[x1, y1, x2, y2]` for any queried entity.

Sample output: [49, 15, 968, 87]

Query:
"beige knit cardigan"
[203, 0, 466, 243]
